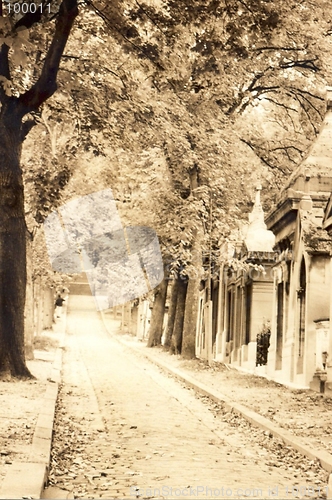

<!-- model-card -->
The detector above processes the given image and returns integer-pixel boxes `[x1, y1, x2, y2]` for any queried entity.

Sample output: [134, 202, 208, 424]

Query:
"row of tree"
[1, 0, 332, 376]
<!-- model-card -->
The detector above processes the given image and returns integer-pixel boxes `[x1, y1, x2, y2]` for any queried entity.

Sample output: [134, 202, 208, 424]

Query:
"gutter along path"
[45, 295, 329, 499]
[102, 312, 332, 493]
[105, 325, 332, 473]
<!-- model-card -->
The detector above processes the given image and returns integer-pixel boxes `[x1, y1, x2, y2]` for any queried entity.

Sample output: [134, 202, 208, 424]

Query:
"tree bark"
[170, 278, 187, 354]
[163, 277, 179, 349]
[0, 0, 78, 378]
[181, 234, 204, 359]
[181, 273, 201, 359]
[181, 165, 204, 359]
[147, 276, 168, 347]
[0, 110, 32, 378]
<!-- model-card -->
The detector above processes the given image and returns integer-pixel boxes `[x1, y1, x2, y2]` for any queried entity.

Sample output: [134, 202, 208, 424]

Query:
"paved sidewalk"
[0, 309, 66, 500]
[46, 295, 329, 499]
[102, 311, 332, 472]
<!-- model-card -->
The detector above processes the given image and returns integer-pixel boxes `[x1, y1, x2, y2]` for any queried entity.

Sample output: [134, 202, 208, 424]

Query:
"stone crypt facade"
[197, 88, 332, 393]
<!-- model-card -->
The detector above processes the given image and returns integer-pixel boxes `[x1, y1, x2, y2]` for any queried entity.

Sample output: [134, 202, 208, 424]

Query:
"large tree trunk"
[170, 278, 187, 354]
[0, 113, 32, 378]
[182, 241, 204, 359]
[180, 165, 204, 359]
[0, 0, 78, 378]
[181, 274, 201, 359]
[147, 276, 168, 347]
[163, 277, 179, 349]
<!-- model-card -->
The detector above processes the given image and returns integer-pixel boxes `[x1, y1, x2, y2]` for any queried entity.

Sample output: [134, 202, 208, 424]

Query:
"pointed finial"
[255, 184, 262, 207]
[245, 185, 275, 252]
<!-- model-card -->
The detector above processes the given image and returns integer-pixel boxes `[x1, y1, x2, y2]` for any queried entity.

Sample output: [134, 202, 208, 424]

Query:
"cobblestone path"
[45, 295, 328, 499]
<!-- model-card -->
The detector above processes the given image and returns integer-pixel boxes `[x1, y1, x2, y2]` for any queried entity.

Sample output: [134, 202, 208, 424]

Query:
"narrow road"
[45, 295, 327, 499]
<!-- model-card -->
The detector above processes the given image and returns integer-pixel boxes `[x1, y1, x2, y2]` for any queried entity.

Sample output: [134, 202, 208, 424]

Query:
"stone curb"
[100, 312, 332, 478]
[0, 309, 67, 500]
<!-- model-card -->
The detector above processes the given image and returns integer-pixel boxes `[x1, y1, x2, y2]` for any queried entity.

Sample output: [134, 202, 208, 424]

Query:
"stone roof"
[269, 89, 332, 211]
[300, 207, 332, 254]
[288, 109, 332, 188]
[266, 88, 332, 236]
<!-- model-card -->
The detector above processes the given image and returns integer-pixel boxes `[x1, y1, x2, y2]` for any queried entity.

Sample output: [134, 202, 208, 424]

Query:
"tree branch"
[279, 57, 319, 72]
[262, 96, 297, 113]
[245, 71, 266, 92]
[237, 0, 254, 14]
[61, 55, 128, 90]
[239, 138, 288, 173]
[0, 44, 11, 104]
[270, 144, 304, 154]
[85, 0, 165, 70]
[287, 87, 324, 121]
[17, 0, 79, 115]
[251, 85, 283, 95]
[21, 118, 37, 141]
[133, 0, 166, 36]
[264, 97, 300, 131]
[290, 86, 325, 103]
[253, 45, 307, 52]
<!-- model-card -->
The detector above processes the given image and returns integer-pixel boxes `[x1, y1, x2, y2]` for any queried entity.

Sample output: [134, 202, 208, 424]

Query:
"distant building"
[197, 186, 276, 371]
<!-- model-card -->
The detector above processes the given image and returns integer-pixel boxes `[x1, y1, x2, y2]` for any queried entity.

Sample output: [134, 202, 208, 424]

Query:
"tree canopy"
[7, 0, 331, 281]
[1, 0, 332, 373]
